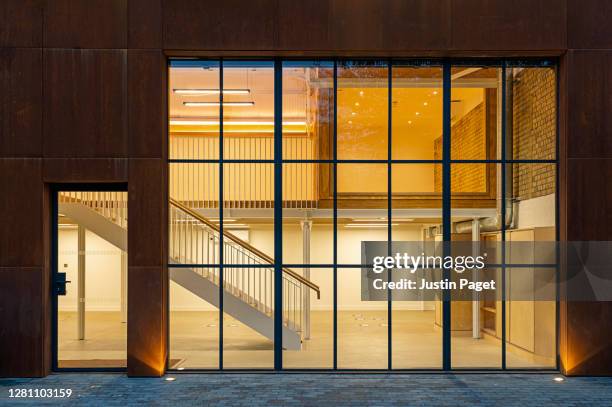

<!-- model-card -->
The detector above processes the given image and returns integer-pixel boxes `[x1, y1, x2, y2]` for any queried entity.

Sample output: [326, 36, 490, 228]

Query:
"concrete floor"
[2, 374, 610, 406]
[58, 311, 554, 370]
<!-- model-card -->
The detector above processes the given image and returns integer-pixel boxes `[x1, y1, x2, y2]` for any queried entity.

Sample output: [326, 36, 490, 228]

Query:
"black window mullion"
[332, 61, 338, 370]
[273, 59, 283, 370]
[442, 61, 452, 371]
[218, 58, 224, 370]
[387, 60, 393, 370]
[501, 62, 507, 370]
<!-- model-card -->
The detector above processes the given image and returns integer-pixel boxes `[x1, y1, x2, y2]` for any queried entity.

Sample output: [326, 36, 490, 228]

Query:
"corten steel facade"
[0, 0, 611, 378]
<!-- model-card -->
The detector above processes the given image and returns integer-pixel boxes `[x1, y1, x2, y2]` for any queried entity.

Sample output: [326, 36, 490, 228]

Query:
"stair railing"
[58, 191, 128, 228]
[169, 198, 320, 337]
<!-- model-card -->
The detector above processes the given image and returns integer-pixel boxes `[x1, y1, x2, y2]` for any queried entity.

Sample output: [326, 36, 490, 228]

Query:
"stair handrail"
[169, 198, 320, 299]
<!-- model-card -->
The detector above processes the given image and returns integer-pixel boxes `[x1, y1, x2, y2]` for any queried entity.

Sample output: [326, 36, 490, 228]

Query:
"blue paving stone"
[1, 373, 611, 406]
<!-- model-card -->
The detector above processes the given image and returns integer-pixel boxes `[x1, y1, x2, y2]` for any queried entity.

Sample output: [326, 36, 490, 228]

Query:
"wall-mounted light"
[174, 89, 250, 95]
[183, 101, 255, 107]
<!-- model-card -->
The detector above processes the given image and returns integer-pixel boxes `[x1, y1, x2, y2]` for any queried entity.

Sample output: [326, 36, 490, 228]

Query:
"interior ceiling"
[169, 66, 494, 137]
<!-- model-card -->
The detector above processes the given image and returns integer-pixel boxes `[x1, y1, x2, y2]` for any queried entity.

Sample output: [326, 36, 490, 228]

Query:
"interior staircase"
[58, 192, 319, 350]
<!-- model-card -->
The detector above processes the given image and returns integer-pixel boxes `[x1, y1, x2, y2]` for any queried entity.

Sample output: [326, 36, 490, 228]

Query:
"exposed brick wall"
[512, 68, 556, 200]
[434, 102, 487, 192]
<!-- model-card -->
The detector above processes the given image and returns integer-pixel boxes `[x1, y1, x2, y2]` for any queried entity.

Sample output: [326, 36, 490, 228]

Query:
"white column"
[121, 251, 127, 323]
[472, 219, 481, 339]
[78, 225, 86, 340]
[300, 219, 312, 340]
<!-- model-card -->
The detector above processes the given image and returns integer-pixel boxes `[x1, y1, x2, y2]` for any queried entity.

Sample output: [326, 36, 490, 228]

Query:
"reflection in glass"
[337, 163, 388, 265]
[337, 61, 388, 160]
[507, 66, 556, 160]
[392, 65, 443, 160]
[451, 66, 501, 161]
[169, 60, 220, 160]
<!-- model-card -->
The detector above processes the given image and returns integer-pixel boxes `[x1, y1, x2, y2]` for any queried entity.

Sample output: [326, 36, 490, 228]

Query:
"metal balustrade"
[59, 191, 128, 228]
[169, 198, 319, 340]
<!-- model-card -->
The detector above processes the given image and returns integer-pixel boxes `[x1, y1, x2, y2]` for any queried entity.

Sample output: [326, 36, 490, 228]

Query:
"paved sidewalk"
[2, 373, 612, 406]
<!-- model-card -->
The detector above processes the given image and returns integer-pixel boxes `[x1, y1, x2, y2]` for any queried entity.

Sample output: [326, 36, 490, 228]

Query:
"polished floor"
[58, 311, 554, 370]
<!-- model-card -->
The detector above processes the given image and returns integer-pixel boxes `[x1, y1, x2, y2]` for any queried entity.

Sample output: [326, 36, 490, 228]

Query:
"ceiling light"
[345, 223, 399, 228]
[173, 89, 250, 95]
[415, 112, 420, 116]
[348, 120, 353, 124]
[165, 377, 176, 382]
[359, 91, 364, 96]
[408, 120, 412, 124]
[553, 377, 565, 382]
[433, 91, 438, 95]
[423, 102, 428, 106]
[355, 102, 360, 107]
[183, 101, 254, 107]
[351, 112, 356, 116]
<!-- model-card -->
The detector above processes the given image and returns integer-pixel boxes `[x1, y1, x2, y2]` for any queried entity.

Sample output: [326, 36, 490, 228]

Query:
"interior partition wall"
[167, 58, 558, 371]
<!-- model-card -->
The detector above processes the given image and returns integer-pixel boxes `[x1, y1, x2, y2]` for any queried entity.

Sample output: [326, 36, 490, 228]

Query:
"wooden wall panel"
[127, 266, 167, 376]
[0, 159, 43, 267]
[128, 50, 165, 158]
[565, 301, 612, 375]
[42, 158, 128, 183]
[127, 159, 167, 376]
[568, 0, 612, 49]
[451, 0, 566, 51]
[0, 48, 42, 157]
[128, 0, 162, 49]
[0, 267, 46, 377]
[43, 0, 127, 49]
[0, 0, 42, 48]
[128, 159, 166, 267]
[566, 51, 612, 159]
[43, 49, 128, 158]
[163, 0, 276, 50]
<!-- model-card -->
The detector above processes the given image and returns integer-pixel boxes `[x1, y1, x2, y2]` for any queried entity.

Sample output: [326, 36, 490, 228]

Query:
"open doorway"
[52, 187, 128, 370]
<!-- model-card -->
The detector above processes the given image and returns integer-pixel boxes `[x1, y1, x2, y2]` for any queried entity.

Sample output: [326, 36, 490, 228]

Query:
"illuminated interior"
[52, 60, 555, 370]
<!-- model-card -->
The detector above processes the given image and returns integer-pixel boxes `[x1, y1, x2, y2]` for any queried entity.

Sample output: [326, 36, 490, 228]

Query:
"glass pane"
[223, 163, 274, 259]
[337, 61, 388, 160]
[505, 163, 556, 368]
[507, 66, 556, 160]
[391, 164, 442, 369]
[169, 162, 220, 265]
[169, 267, 220, 369]
[338, 267, 387, 369]
[451, 66, 501, 160]
[283, 61, 334, 160]
[57, 191, 127, 368]
[392, 64, 443, 160]
[337, 163, 388, 265]
[283, 268, 333, 369]
[282, 163, 333, 265]
[451, 164, 502, 368]
[169, 60, 220, 160]
[222, 266, 274, 369]
[222, 162, 274, 369]
[223, 61, 275, 160]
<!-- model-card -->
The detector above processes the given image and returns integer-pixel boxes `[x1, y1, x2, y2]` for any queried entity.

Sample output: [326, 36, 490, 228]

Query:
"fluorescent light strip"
[174, 89, 250, 95]
[169, 119, 307, 126]
[184, 101, 254, 107]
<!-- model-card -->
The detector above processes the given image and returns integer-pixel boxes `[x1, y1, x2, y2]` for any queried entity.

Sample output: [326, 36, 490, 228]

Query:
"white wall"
[57, 227, 123, 312]
[516, 193, 556, 229]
